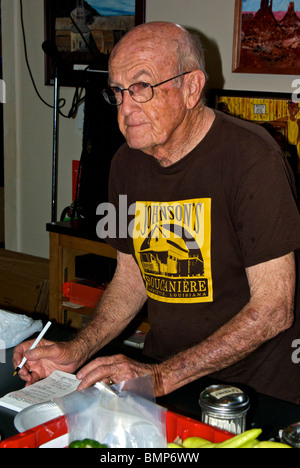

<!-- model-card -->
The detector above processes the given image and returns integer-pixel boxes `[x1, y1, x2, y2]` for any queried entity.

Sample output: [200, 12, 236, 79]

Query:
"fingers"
[13, 338, 53, 368]
[24, 370, 41, 387]
[76, 356, 119, 390]
[13, 341, 164, 396]
[76, 354, 157, 392]
[13, 339, 52, 382]
[13, 340, 36, 381]
[13, 339, 79, 385]
[13, 338, 36, 369]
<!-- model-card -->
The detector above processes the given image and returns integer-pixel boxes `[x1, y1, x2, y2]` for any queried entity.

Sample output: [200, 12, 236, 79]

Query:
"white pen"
[13, 321, 52, 376]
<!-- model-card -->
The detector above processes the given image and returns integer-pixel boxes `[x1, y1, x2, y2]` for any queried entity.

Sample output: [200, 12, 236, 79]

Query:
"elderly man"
[14, 22, 300, 404]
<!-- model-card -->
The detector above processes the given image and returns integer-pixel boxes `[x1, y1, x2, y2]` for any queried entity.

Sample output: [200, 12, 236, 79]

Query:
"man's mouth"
[125, 119, 148, 128]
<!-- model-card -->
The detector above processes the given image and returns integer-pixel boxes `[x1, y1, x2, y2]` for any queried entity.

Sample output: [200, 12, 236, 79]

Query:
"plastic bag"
[55, 375, 167, 448]
[0, 310, 43, 349]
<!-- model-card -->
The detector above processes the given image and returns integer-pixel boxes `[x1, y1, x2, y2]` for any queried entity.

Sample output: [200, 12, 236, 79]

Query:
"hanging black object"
[73, 74, 125, 231]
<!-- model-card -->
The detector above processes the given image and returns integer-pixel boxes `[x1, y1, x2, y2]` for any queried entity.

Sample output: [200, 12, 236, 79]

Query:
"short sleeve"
[230, 144, 300, 267]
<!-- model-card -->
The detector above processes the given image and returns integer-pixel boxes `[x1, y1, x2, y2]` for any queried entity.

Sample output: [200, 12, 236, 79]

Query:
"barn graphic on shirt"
[139, 224, 204, 277]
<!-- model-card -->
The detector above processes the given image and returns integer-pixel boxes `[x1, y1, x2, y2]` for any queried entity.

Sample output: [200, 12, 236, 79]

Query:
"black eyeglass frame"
[102, 71, 192, 106]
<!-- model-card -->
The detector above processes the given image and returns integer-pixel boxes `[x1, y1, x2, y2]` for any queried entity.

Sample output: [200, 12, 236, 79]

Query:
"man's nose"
[120, 90, 140, 114]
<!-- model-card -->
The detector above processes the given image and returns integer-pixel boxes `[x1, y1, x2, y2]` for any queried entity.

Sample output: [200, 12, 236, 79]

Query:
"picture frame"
[210, 89, 300, 179]
[232, 0, 300, 74]
[44, 0, 146, 86]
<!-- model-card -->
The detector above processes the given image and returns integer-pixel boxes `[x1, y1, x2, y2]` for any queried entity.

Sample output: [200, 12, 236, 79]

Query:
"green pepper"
[69, 438, 108, 448]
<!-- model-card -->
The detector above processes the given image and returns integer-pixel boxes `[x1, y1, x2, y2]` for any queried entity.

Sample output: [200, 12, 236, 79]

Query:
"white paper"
[0, 371, 80, 412]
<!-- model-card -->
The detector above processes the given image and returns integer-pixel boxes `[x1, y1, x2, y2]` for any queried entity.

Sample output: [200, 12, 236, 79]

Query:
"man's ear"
[185, 70, 206, 109]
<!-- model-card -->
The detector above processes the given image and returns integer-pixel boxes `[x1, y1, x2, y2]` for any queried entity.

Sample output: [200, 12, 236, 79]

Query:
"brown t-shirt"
[104, 110, 300, 403]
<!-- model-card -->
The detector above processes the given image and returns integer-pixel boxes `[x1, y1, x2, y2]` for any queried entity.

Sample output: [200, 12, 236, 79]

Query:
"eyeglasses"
[101, 71, 192, 106]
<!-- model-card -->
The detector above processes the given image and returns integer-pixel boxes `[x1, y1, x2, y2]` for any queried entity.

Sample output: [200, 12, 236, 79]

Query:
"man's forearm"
[71, 254, 147, 367]
[156, 253, 295, 396]
[156, 299, 292, 396]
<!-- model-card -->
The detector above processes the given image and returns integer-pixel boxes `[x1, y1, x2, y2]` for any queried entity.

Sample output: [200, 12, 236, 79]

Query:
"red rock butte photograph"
[237, 0, 300, 73]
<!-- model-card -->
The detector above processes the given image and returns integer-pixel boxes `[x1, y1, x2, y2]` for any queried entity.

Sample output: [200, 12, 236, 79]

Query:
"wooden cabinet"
[47, 221, 117, 328]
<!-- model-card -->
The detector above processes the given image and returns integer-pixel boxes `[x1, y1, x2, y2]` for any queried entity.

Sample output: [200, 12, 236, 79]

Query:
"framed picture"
[232, 0, 300, 74]
[44, 0, 146, 86]
[211, 89, 300, 177]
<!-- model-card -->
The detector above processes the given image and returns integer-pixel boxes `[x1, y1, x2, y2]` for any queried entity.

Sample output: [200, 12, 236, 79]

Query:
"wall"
[146, 0, 299, 94]
[2, 0, 84, 258]
[1, 0, 299, 258]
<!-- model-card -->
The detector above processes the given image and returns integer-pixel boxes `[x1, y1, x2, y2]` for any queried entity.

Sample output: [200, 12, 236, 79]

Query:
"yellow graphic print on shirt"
[132, 199, 213, 303]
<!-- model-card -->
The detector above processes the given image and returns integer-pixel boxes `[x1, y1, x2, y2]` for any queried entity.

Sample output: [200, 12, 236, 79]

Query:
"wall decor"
[211, 89, 300, 177]
[232, 0, 300, 74]
[44, 0, 146, 86]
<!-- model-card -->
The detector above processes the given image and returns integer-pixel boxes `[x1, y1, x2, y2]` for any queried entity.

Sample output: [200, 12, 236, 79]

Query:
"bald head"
[109, 21, 207, 79]
[106, 21, 209, 162]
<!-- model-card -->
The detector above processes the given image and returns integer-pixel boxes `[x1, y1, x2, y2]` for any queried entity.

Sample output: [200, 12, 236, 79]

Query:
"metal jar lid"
[281, 422, 300, 448]
[199, 384, 250, 418]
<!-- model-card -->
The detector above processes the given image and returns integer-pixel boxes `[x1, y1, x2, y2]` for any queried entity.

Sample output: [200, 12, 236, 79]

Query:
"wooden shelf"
[46, 221, 117, 327]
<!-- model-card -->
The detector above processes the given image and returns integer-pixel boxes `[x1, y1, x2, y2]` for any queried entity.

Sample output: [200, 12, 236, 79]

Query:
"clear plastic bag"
[55, 375, 167, 448]
[0, 309, 43, 349]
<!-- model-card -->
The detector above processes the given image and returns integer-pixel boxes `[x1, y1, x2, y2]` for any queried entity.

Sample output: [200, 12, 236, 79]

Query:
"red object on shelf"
[63, 280, 107, 309]
[0, 411, 233, 448]
[62, 282, 71, 298]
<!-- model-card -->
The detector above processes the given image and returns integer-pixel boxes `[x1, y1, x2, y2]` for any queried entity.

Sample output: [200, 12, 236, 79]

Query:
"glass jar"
[199, 384, 250, 434]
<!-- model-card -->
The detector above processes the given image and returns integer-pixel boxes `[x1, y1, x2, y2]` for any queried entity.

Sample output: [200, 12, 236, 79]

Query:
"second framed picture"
[44, 0, 146, 86]
[211, 89, 300, 178]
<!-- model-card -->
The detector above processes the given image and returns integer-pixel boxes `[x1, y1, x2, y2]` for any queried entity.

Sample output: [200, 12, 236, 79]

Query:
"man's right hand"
[12, 339, 82, 386]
